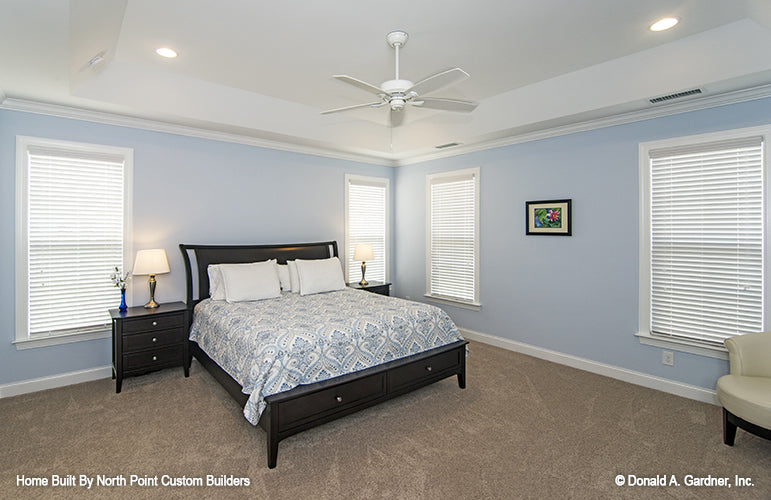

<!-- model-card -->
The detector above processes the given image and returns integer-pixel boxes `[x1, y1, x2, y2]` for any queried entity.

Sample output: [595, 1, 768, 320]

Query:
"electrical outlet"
[662, 350, 674, 366]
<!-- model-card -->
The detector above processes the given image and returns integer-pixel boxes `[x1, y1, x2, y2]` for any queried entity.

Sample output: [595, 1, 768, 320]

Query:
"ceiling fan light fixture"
[650, 17, 678, 32]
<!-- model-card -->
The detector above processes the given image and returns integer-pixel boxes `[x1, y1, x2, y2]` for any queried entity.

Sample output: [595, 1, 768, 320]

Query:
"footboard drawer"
[276, 373, 387, 429]
[388, 348, 462, 393]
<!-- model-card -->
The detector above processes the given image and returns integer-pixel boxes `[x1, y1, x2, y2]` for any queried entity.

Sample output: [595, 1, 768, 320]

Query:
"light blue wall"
[0, 109, 394, 385]
[394, 97, 771, 390]
[3, 96, 770, 391]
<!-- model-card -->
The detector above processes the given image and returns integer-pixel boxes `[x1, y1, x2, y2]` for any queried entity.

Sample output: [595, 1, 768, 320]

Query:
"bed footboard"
[259, 339, 468, 468]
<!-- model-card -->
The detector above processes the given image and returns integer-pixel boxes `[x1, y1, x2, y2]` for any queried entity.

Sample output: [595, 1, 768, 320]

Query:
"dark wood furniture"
[723, 407, 771, 445]
[179, 241, 467, 468]
[347, 280, 391, 296]
[110, 302, 190, 393]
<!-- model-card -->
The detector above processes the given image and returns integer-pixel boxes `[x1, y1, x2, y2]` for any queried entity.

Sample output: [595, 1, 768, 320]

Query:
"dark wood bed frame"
[179, 241, 468, 468]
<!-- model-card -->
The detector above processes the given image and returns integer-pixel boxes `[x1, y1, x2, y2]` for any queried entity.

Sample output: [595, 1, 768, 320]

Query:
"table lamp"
[133, 249, 170, 308]
[353, 244, 374, 286]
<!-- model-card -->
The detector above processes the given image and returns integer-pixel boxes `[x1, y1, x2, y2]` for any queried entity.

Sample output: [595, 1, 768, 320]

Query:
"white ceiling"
[2, 0, 771, 165]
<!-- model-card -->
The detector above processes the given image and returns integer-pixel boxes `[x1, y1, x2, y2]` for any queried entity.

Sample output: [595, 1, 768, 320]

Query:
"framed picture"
[526, 199, 572, 236]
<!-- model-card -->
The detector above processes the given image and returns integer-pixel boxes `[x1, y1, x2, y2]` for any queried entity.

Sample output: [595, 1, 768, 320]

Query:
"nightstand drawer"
[123, 329, 185, 352]
[124, 345, 184, 372]
[388, 349, 460, 392]
[122, 312, 185, 334]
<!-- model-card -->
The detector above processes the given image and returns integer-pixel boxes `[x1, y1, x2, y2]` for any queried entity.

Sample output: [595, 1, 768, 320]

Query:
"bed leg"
[267, 434, 278, 469]
[264, 404, 279, 469]
[457, 349, 467, 389]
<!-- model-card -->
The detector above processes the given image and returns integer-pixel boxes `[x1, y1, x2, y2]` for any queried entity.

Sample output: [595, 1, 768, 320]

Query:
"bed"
[179, 241, 468, 468]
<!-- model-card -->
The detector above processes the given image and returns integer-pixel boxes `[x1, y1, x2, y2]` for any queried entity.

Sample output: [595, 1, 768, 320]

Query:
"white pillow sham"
[207, 265, 226, 301]
[287, 260, 301, 293]
[218, 260, 281, 303]
[276, 263, 291, 291]
[295, 257, 346, 296]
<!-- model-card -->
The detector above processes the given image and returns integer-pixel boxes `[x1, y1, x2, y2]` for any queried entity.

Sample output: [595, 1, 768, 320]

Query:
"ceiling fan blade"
[333, 75, 384, 96]
[413, 97, 478, 113]
[390, 108, 405, 127]
[321, 102, 385, 114]
[409, 68, 469, 96]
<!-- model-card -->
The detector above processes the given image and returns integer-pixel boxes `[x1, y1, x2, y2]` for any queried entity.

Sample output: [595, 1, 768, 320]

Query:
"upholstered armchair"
[716, 331, 771, 445]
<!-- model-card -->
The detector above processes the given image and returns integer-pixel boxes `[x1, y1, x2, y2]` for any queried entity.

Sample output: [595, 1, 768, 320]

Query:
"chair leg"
[723, 408, 737, 446]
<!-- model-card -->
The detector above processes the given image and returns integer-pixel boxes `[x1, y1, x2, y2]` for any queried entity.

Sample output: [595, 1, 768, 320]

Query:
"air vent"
[435, 142, 461, 149]
[649, 88, 703, 104]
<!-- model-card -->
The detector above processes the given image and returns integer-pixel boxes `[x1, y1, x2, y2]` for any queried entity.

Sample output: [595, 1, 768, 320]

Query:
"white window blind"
[24, 143, 126, 337]
[345, 175, 388, 283]
[648, 136, 764, 346]
[427, 168, 479, 305]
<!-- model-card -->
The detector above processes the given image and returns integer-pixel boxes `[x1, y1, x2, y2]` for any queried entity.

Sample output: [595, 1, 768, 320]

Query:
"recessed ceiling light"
[650, 17, 679, 32]
[155, 47, 178, 58]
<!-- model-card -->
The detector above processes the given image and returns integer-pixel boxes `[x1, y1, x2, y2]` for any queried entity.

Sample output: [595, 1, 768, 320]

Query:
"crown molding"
[3, 83, 770, 169]
[0, 97, 397, 167]
[395, 83, 771, 166]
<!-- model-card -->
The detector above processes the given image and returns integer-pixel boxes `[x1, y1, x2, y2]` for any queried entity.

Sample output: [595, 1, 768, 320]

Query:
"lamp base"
[144, 274, 160, 308]
[359, 261, 368, 287]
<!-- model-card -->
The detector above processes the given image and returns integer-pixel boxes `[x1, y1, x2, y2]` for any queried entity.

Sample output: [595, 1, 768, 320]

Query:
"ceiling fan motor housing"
[381, 79, 413, 94]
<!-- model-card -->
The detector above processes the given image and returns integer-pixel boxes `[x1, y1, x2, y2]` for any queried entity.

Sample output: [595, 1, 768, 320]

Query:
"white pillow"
[287, 260, 300, 293]
[207, 265, 226, 301]
[276, 263, 291, 291]
[220, 260, 281, 302]
[295, 257, 346, 296]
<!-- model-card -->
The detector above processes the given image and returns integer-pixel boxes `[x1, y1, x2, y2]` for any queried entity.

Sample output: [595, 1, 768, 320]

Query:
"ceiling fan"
[322, 31, 478, 126]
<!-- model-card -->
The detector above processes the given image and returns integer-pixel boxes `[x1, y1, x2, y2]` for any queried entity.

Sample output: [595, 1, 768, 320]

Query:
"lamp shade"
[133, 249, 170, 276]
[353, 243, 374, 262]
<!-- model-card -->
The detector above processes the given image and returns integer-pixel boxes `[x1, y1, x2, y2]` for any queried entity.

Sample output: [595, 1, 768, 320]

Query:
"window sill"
[14, 329, 111, 350]
[424, 294, 481, 311]
[635, 331, 728, 360]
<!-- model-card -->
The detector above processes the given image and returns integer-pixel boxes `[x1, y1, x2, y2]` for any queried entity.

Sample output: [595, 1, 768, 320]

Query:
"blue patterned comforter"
[189, 288, 464, 424]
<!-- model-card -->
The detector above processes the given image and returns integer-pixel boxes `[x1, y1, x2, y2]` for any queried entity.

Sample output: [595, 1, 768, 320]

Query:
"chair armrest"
[724, 331, 771, 378]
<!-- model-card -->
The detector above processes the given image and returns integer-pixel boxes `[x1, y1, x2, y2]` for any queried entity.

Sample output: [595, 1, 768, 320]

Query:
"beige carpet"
[1, 341, 769, 499]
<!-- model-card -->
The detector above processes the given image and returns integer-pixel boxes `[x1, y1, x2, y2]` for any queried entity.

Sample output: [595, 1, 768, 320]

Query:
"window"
[345, 174, 389, 284]
[638, 127, 769, 357]
[15, 136, 133, 349]
[426, 167, 480, 308]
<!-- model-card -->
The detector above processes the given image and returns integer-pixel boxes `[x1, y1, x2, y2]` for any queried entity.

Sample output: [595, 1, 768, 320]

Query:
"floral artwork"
[533, 207, 562, 228]
[526, 199, 572, 235]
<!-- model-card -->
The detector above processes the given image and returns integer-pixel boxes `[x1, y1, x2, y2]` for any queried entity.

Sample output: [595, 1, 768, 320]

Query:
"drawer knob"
[335, 395, 343, 403]
[426, 365, 433, 372]
[152, 321, 158, 327]
[152, 337, 157, 342]
[152, 356, 157, 361]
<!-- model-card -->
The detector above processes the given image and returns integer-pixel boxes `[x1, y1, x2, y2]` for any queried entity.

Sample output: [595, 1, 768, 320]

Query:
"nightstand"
[347, 281, 391, 296]
[110, 302, 189, 393]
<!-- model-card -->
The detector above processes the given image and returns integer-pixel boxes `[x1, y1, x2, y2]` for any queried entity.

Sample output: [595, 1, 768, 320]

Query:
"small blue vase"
[119, 288, 127, 312]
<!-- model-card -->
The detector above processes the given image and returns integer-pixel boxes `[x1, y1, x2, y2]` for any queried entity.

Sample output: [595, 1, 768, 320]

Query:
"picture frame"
[526, 199, 572, 236]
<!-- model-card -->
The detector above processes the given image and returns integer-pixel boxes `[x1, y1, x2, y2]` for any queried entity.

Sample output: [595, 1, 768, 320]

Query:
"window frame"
[344, 174, 390, 284]
[637, 125, 770, 359]
[425, 167, 481, 310]
[14, 136, 133, 350]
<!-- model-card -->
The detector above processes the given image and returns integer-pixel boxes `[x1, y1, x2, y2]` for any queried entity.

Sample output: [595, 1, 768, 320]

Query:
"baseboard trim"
[0, 366, 112, 399]
[460, 328, 720, 406]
